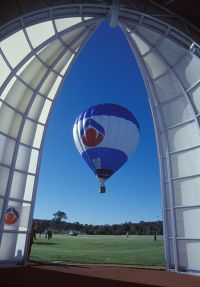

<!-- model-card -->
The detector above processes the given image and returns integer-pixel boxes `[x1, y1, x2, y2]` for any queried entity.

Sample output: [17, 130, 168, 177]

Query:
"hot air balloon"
[73, 103, 140, 193]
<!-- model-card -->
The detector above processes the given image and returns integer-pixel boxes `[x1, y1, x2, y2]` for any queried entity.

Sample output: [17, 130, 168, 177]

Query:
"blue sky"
[33, 20, 162, 225]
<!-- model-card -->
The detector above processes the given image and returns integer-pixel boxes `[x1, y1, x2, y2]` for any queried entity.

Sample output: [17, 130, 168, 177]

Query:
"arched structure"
[0, 0, 200, 275]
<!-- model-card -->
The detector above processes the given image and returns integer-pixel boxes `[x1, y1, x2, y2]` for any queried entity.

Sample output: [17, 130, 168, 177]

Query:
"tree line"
[33, 212, 163, 236]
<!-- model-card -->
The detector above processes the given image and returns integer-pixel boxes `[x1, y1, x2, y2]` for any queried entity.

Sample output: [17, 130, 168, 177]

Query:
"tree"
[53, 211, 67, 222]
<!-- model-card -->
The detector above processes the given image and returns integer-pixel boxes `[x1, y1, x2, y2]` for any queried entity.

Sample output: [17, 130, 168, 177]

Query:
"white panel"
[28, 96, 51, 125]
[53, 51, 74, 73]
[166, 210, 172, 236]
[169, 239, 174, 267]
[15, 145, 32, 172]
[162, 97, 193, 127]
[0, 232, 18, 260]
[37, 39, 64, 66]
[19, 57, 48, 89]
[0, 134, 15, 166]
[28, 149, 39, 174]
[189, 85, 200, 114]
[10, 171, 27, 200]
[173, 177, 200, 206]
[130, 32, 150, 55]
[176, 207, 200, 237]
[33, 124, 44, 148]
[61, 26, 85, 46]
[39, 72, 58, 95]
[0, 105, 23, 138]
[5, 201, 22, 231]
[4, 202, 30, 232]
[0, 165, 10, 196]
[160, 133, 167, 155]
[154, 73, 184, 103]
[0, 30, 31, 68]
[26, 21, 55, 48]
[84, 17, 94, 21]
[178, 240, 200, 270]
[158, 38, 186, 66]
[171, 148, 200, 178]
[24, 175, 35, 201]
[55, 17, 81, 32]
[60, 54, 75, 76]
[163, 158, 168, 180]
[143, 51, 168, 79]
[0, 76, 17, 101]
[5, 80, 33, 113]
[21, 120, 37, 147]
[71, 31, 90, 52]
[39, 99, 52, 124]
[0, 54, 10, 86]
[137, 26, 162, 46]
[47, 76, 62, 100]
[164, 182, 170, 208]
[19, 204, 30, 231]
[16, 56, 35, 76]
[10, 172, 34, 202]
[28, 95, 46, 121]
[167, 121, 200, 152]
[175, 53, 200, 90]
[15, 233, 26, 259]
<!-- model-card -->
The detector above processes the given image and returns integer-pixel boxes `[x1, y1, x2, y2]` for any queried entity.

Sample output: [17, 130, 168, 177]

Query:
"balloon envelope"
[73, 103, 140, 187]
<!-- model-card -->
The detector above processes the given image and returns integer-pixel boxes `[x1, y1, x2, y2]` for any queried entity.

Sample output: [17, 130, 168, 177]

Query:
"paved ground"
[1, 261, 200, 287]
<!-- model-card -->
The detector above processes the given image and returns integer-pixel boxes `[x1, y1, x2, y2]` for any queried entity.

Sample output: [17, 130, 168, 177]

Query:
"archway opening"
[32, 19, 164, 266]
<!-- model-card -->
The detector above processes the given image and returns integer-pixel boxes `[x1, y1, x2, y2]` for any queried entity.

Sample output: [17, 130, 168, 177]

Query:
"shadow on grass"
[35, 242, 57, 245]
[28, 259, 90, 269]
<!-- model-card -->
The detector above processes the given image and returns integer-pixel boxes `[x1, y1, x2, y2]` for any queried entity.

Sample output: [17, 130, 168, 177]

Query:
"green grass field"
[30, 234, 165, 267]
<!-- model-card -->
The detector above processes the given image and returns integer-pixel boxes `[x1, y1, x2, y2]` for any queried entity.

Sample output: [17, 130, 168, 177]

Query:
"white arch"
[120, 20, 200, 273]
[0, 12, 103, 265]
[0, 3, 200, 275]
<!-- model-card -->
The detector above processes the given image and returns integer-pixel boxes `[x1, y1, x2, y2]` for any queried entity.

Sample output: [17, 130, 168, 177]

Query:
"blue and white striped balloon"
[73, 103, 140, 192]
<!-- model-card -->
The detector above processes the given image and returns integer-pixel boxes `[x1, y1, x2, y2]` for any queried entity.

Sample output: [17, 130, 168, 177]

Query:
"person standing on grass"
[48, 230, 52, 240]
[27, 225, 37, 260]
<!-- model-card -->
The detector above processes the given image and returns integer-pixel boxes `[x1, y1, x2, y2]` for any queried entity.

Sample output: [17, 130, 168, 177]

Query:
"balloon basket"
[99, 185, 106, 193]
